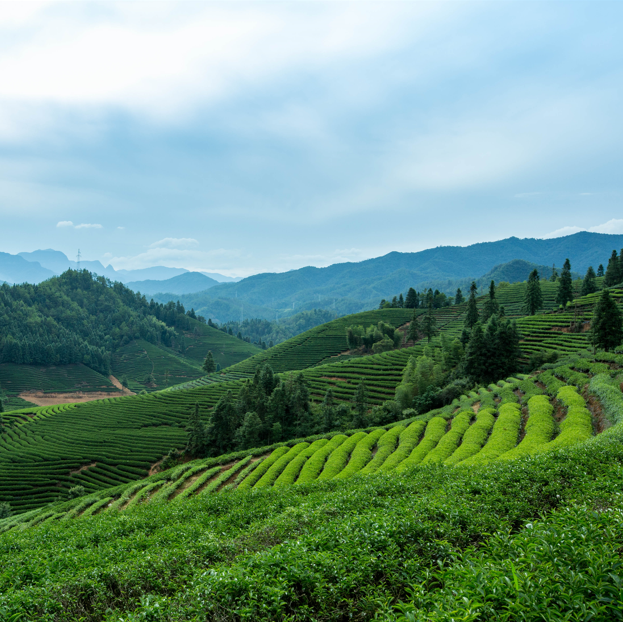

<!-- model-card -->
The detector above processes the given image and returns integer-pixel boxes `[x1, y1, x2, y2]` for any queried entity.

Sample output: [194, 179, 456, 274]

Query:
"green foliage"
[346, 321, 401, 351]
[556, 258, 574, 307]
[589, 373, 623, 425]
[297, 434, 347, 483]
[543, 386, 593, 450]
[67, 485, 86, 499]
[482, 280, 500, 321]
[379, 420, 426, 471]
[274, 439, 328, 487]
[445, 407, 496, 465]
[590, 289, 623, 351]
[360, 425, 404, 474]
[465, 282, 479, 329]
[317, 431, 367, 480]
[395, 416, 447, 471]
[395, 350, 445, 410]
[463, 403, 522, 464]
[0, 502, 11, 519]
[604, 249, 622, 287]
[581, 265, 598, 296]
[237, 446, 290, 490]
[202, 350, 216, 374]
[524, 268, 543, 315]
[334, 428, 386, 479]
[501, 395, 555, 459]
[421, 410, 473, 464]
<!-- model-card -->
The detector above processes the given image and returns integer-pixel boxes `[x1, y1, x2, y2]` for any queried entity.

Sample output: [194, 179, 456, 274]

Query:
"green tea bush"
[421, 411, 473, 464]
[238, 446, 290, 490]
[589, 373, 623, 425]
[317, 432, 367, 480]
[445, 408, 496, 465]
[199, 457, 253, 495]
[462, 403, 522, 464]
[500, 395, 555, 460]
[297, 435, 347, 483]
[274, 439, 328, 487]
[254, 443, 309, 488]
[380, 420, 426, 471]
[334, 428, 386, 479]
[395, 417, 447, 471]
[360, 426, 404, 474]
[543, 386, 593, 450]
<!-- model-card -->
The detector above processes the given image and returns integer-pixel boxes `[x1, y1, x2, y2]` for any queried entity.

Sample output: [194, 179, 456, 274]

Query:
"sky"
[1, 1, 623, 278]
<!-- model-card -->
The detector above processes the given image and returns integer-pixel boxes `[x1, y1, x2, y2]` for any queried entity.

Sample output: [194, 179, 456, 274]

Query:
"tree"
[420, 303, 439, 343]
[321, 388, 337, 432]
[556, 258, 574, 307]
[590, 289, 623, 351]
[454, 288, 464, 305]
[202, 351, 216, 374]
[351, 380, 368, 428]
[206, 391, 239, 455]
[581, 266, 598, 296]
[0, 502, 11, 519]
[462, 323, 487, 382]
[405, 288, 418, 309]
[398, 293, 404, 308]
[186, 402, 207, 457]
[524, 269, 543, 315]
[604, 250, 621, 287]
[482, 280, 500, 321]
[234, 411, 263, 450]
[407, 310, 420, 343]
[465, 282, 479, 329]
[597, 264, 605, 277]
[550, 264, 558, 282]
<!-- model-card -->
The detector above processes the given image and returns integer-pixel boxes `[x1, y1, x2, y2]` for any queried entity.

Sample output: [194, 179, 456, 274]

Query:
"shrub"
[445, 408, 496, 465]
[317, 432, 367, 480]
[255, 443, 310, 488]
[380, 420, 426, 471]
[500, 395, 555, 460]
[334, 428, 386, 479]
[360, 426, 405, 474]
[67, 485, 86, 499]
[297, 435, 347, 483]
[238, 446, 290, 490]
[421, 411, 473, 464]
[275, 439, 328, 487]
[543, 386, 593, 450]
[395, 417, 447, 471]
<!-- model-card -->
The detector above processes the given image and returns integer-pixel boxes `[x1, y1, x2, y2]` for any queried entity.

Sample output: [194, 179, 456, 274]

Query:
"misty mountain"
[126, 272, 219, 296]
[0, 253, 56, 285]
[155, 232, 621, 321]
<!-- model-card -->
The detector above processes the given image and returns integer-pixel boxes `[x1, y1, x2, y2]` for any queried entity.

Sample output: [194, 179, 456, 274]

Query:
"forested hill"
[0, 270, 216, 375]
[157, 232, 622, 321]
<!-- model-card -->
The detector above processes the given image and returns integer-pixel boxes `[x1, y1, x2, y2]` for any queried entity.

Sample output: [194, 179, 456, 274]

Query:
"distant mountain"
[115, 266, 188, 282]
[126, 272, 219, 296]
[200, 272, 241, 283]
[158, 232, 622, 321]
[0, 253, 55, 284]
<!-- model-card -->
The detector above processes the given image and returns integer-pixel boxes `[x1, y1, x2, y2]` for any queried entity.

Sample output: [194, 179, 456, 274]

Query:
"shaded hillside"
[126, 272, 219, 296]
[157, 232, 621, 320]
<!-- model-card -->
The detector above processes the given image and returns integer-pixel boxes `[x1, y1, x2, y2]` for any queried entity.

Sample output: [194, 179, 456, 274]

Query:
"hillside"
[126, 271, 219, 296]
[0, 270, 261, 398]
[1, 348, 623, 620]
[156, 231, 622, 321]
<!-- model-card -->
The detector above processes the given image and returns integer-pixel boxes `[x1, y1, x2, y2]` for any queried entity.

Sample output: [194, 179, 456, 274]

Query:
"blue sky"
[1, 1, 623, 277]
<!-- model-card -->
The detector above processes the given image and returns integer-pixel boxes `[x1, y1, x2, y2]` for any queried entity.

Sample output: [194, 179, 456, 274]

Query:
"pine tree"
[556, 258, 574, 307]
[550, 264, 558, 282]
[482, 280, 500, 321]
[590, 289, 623, 351]
[351, 380, 368, 428]
[234, 411, 263, 450]
[405, 288, 418, 309]
[206, 391, 238, 455]
[581, 266, 598, 296]
[524, 269, 543, 315]
[407, 310, 420, 343]
[186, 403, 206, 457]
[464, 282, 479, 329]
[463, 323, 487, 382]
[597, 264, 605, 277]
[454, 288, 464, 305]
[421, 303, 439, 343]
[202, 351, 216, 374]
[398, 293, 404, 308]
[604, 250, 620, 287]
[321, 388, 336, 432]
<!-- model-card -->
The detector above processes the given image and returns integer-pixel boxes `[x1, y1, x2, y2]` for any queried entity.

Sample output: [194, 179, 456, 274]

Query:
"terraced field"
[112, 339, 205, 392]
[496, 278, 589, 316]
[3, 350, 619, 530]
[0, 363, 117, 396]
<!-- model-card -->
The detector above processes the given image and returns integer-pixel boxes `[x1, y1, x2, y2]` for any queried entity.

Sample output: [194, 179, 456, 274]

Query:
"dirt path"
[109, 375, 135, 395]
[18, 390, 126, 406]
[70, 462, 97, 475]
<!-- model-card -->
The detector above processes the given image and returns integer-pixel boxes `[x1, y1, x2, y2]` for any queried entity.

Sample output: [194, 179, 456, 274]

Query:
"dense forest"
[0, 270, 203, 374]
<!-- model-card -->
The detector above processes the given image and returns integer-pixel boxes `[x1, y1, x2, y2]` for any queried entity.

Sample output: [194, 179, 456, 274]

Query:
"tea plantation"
[1, 277, 623, 621]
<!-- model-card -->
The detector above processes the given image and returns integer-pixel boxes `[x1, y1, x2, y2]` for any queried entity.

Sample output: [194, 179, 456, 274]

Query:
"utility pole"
[76, 249, 81, 271]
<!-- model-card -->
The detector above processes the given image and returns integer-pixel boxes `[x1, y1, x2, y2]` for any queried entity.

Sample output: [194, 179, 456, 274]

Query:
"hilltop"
[158, 231, 620, 321]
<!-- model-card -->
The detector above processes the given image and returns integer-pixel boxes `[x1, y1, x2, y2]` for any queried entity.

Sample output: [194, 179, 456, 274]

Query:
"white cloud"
[149, 238, 199, 249]
[117, 226, 125, 230]
[543, 219, 623, 239]
[109, 247, 242, 271]
[56, 221, 102, 230]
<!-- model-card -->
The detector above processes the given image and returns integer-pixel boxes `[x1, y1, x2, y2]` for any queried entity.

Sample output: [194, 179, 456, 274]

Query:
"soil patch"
[18, 390, 127, 407]
[70, 462, 97, 476]
[109, 375, 135, 395]
[320, 376, 350, 383]
[517, 405, 529, 443]
[471, 401, 481, 414]
[584, 390, 611, 435]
